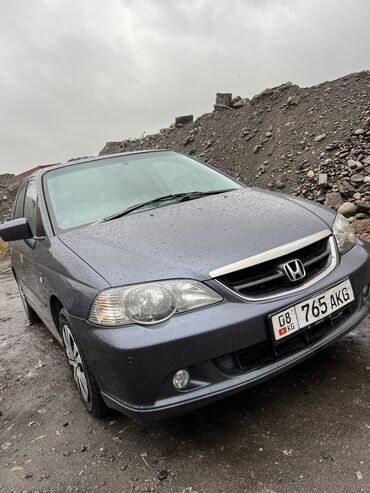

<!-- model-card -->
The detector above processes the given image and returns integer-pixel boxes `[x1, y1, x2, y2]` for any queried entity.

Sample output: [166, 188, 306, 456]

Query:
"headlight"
[89, 279, 223, 326]
[333, 213, 357, 253]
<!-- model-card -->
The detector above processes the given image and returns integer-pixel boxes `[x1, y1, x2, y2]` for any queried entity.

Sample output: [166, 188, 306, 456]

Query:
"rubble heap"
[0, 174, 23, 223]
[1, 70, 369, 242]
[101, 71, 370, 241]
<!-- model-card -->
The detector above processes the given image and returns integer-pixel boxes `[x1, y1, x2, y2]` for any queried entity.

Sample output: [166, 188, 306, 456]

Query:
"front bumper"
[69, 241, 370, 420]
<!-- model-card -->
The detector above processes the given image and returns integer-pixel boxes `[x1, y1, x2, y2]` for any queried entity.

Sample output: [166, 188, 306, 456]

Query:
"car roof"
[29, 149, 172, 181]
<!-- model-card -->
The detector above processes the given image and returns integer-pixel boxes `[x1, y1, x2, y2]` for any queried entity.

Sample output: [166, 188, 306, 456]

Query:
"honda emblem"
[283, 259, 306, 282]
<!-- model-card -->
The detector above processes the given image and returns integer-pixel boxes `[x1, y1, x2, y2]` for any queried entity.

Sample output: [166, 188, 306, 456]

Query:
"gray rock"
[214, 104, 233, 111]
[231, 96, 246, 108]
[338, 180, 356, 197]
[324, 192, 343, 209]
[232, 99, 245, 108]
[338, 202, 357, 218]
[230, 95, 242, 104]
[286, 95, 299, 105]
[350, 174, 364, 184]
[355, 213, 368, 220]
[175, 115, 193, 126]
[356, 201, 370, 215]
[314, 133, 326, 143]
[318, 173, 328, 187]
[7, 183, 20, 193]
[353, 128, 365, 135]
[215, 92, 232, 107]
[158, 470, 169, 481]
[347, 159, 361, 169]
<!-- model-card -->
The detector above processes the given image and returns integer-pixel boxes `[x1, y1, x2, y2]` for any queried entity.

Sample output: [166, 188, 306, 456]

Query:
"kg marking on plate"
[271, 279, 354, 342]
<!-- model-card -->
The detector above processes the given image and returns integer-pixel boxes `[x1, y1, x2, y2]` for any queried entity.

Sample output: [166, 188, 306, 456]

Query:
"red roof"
[19, 164, 56, 178]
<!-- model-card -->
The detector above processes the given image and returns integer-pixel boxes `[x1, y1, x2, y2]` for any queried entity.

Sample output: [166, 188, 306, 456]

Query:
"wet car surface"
[0, 150, 369, 420]
[1, 258, 370, 492]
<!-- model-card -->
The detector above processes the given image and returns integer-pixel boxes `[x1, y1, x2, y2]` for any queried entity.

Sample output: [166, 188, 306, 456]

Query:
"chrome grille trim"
[209, 230, 331, 278]
[212, 235, 338, 301]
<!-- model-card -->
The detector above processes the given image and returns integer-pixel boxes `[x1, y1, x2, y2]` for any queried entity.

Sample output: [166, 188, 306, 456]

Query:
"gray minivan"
[1, 150, 369, 419]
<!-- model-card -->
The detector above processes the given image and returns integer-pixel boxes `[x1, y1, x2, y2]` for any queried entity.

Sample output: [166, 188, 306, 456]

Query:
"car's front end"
[63, 204, 370, 420]
[37, 150, 370, 420]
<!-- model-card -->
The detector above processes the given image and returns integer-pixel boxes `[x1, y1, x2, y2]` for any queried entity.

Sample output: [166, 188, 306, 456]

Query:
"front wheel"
[59, 311, 109, 418]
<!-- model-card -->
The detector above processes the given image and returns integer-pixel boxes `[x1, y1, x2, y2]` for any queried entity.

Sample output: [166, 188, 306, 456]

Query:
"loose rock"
[324, 192, 343, 209]
[338, 202, 357, 218]
[158, 470, 169, 481]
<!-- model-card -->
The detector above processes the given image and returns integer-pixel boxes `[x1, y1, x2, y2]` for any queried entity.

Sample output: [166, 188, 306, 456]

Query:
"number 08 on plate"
[271, 279, 354, 342]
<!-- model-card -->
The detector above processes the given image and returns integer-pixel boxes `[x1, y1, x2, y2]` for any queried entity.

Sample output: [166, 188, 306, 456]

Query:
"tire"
[59, 310, 109, 418]
[17, 281, 39, 325]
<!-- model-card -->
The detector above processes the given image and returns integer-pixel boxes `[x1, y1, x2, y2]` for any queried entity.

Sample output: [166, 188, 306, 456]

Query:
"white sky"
[0, 0, 369, 174]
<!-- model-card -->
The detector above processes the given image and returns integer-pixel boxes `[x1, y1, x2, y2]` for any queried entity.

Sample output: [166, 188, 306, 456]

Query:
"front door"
[17, 180, 41, 312]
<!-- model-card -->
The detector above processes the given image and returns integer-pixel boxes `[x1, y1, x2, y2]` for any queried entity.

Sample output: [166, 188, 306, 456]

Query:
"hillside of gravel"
[0, 70, 369, 243]
[0, 173, 23, 223]
[101, 70, 370, 241]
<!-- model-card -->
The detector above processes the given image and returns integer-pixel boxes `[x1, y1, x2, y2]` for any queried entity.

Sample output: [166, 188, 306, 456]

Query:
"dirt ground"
[1, 258, 370, 493]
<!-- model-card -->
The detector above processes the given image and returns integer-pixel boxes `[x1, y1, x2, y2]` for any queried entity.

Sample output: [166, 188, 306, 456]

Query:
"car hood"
[60, 188, 334, 286]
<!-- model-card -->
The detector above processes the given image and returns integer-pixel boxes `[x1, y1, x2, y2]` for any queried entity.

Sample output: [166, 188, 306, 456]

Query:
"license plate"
[271, 279, 354, 342]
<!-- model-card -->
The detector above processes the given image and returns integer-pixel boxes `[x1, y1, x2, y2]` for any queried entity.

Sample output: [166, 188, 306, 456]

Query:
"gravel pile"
[0, 173, 23, 222]
[1, 71, 369, 241]
[101, 70, 370, 241]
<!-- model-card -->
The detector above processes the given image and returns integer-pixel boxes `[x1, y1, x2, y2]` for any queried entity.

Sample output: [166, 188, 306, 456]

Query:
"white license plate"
[271, 279, 354, 342]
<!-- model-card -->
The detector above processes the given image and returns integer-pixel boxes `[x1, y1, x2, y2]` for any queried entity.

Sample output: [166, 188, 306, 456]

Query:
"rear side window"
[24, 181, 37, 237]
[12, 186, 26, 219]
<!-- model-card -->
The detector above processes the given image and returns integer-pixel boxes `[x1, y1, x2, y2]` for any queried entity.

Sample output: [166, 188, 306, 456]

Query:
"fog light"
[173, 369, 190, 390]
[363, 283, 370, 299]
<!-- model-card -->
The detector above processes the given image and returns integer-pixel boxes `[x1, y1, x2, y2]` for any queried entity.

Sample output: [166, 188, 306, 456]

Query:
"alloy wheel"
[61, 324, 90, 402]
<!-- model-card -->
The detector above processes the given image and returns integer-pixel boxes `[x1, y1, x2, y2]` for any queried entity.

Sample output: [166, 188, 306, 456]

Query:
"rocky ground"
[0, 174, 23, 223]
[1, 259, 370, 493]
[101, 70, 370, 242]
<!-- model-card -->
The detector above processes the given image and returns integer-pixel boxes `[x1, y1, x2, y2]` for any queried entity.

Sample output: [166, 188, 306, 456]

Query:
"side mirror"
[0, 218, 33, 242]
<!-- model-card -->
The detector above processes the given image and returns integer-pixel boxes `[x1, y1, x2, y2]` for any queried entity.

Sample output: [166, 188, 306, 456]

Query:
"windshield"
[43, 151, 241, 231]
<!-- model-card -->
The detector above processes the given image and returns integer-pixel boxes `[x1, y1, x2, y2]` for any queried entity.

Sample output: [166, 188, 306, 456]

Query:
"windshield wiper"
[96, 188, 237, 223]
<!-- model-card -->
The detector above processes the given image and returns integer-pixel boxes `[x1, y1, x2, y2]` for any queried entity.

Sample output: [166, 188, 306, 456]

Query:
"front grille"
[216, 236, 333, 299]
[213, 302, 357, 375]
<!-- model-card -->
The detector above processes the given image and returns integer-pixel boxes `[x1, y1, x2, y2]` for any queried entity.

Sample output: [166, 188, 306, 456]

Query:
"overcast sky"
[0, 0, 369, 174]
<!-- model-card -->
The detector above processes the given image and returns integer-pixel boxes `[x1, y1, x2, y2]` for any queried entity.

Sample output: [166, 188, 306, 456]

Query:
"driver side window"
[12, 185, 26, 220]
[24, 181, 37, 237]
